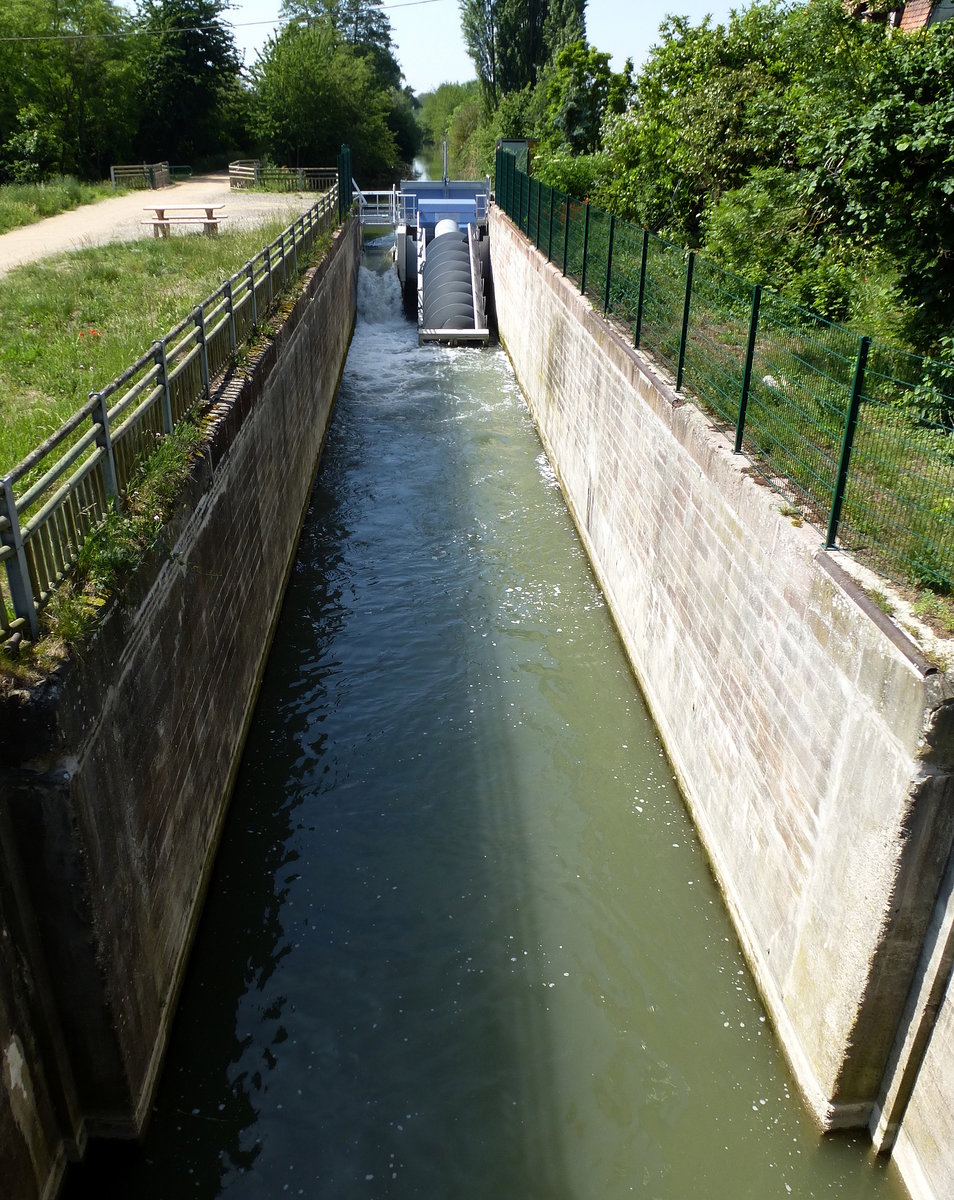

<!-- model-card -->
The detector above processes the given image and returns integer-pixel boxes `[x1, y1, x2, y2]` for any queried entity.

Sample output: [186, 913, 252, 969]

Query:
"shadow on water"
[65, 241, 573, 1200]
[65, 240, 909, 1200]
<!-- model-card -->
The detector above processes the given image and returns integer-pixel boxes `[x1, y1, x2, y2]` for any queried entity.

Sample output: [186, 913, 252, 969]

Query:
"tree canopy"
[251, 21, 399, 180]
[0, 0, 140, 180]
[591, 0, 954, 348]
[134, 0, 245, 161]
[460, 0, 585, 107]
[0, 0, 419, 184]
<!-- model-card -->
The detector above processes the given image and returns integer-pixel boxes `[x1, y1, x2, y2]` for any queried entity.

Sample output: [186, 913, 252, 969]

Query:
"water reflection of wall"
[0, 219, 361, 1200]
[490, 204, 954, 1200]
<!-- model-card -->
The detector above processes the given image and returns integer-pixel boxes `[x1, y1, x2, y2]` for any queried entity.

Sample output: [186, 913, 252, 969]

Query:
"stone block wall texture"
[0, 216, 360, 1200]
[489, 207, 954, 1156]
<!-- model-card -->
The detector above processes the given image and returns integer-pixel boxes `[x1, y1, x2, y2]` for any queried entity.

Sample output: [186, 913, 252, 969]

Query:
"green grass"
[41, 418, 204, 654]
[0, 218, 301, 475]
[1, 213, 336, 669]
[0, 176, 124, 235]
[913, 590, 954, 640]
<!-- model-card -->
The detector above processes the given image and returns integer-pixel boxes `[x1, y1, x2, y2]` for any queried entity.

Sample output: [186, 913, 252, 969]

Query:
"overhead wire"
[0, 0, 451, 44]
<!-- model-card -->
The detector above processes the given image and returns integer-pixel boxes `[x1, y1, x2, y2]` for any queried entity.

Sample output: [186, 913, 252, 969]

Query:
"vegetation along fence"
[495, 150, 954, 594]
[0, 183, 341, 650]
[229, 160, 339, 193]
[110, 162, 170, 189]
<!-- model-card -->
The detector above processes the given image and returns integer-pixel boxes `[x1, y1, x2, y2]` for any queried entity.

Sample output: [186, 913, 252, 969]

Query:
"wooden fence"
[229, 161, 338, 193]
[110, 162, 171, 189]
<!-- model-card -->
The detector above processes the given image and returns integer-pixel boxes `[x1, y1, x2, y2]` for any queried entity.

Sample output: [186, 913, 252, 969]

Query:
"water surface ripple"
[67, 244, 906, 1200]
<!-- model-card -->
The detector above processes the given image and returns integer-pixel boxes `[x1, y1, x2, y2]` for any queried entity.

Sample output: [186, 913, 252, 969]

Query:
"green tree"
[387, 85, 423, 166]
[416, 80, 480, 145]
[252, 21, 398, 180]
[134, 0, 244, 161]
[280, 0, 400, 82]
[460, 0, 500, 106]
[280, 0, 391, 48]
[0, 0, 139, 181]
[592, 0, 954, 346]
[459, 0, 585, 107]
[544, 39, 633, 155]
[815, 21, 954, 347]
[599, 4, 799, 241]
[280, 0, 412, 156]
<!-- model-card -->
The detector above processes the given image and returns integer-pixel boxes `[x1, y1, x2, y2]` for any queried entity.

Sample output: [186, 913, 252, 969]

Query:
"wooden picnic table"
[143, 203, 227, 237]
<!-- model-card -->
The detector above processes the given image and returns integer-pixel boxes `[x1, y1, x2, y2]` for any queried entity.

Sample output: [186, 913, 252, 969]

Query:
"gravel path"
[0, 174, 319, 278]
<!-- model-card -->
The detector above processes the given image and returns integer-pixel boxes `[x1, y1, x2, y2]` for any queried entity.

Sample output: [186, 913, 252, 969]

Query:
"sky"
[220, 0, 741, 93]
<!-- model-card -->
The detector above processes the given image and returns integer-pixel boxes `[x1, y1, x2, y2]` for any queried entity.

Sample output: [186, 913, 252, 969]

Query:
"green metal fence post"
[603, 213, 616, 315]
[735, 284, 762, 453]
[0, 478, 38, 640]
[547, 185, 555, 262]
[826, 335, 871, 549]
[634, 229, 649, 348]
[506, 154, 516, 216]
[675, 251, 695, 392]
[535, 180, 542, 249]
[562, 196, 571, 277]
[508, 155, 514, 214]
[508, 154, 514, 216]
[580, 201, 591, 295]
[336, 145, 352, 221]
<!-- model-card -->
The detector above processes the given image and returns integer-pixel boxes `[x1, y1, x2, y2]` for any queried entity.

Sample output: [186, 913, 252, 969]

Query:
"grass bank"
[0, 218, 300, 475]
[0, 177, 123, 235]
[1, 213, 336, 670]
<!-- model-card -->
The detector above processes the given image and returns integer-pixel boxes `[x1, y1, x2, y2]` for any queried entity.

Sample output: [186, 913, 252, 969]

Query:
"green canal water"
[66, 242, 907, 1199]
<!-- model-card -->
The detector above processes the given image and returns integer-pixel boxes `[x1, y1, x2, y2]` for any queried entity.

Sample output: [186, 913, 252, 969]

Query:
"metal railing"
[0, 185, 341, 648]
[495, 149, 954, 592]
[352, 183, 418, 226]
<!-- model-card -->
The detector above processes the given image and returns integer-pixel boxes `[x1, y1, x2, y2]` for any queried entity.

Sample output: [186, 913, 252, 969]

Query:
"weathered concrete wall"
[0, 215, 360, 1199]
[880, 853, 954, 1199]
[489, 206, 954, 1143]
[892, 977, 954, 1200]
[0, 803, 84, 1200]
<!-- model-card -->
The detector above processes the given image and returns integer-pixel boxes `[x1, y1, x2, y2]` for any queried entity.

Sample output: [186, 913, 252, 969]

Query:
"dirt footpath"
[0, 174, 319, 278]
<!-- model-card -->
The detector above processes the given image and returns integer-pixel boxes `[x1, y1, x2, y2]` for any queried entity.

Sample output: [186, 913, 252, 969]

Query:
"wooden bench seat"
[142, 215, 226, 237]
[143, 203, 227, 237]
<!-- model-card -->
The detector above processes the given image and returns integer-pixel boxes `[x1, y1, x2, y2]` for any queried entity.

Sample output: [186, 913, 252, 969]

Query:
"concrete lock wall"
[0, 216, 360, 1200]
[884, 861, 954, 1199]
[489, 207, 954, 1192]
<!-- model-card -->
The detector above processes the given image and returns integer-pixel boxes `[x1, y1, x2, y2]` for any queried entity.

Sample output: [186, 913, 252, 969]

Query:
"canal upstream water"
[66, 242, 907, 1199]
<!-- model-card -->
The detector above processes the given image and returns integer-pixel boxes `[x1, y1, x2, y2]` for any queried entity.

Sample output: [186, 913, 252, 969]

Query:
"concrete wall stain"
[489, 205, 954, 1200]
[0, 217, 360, 1200]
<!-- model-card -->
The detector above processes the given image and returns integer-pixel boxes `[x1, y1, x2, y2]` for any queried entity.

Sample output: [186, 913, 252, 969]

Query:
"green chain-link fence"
[495, 149, 954, 592]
